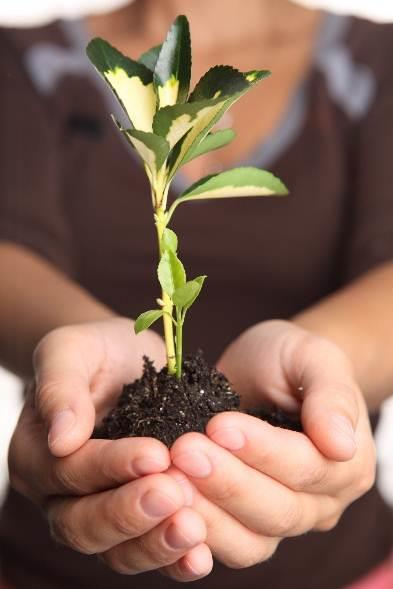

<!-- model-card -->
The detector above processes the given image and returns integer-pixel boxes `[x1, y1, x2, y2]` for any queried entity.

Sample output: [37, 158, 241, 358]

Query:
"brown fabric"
[1, 14, 393, 589]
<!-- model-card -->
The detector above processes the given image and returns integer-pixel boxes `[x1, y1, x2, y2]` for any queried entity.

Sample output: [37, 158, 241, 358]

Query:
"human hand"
[165, 320, 375, 572]
[8, 318, 213, 580]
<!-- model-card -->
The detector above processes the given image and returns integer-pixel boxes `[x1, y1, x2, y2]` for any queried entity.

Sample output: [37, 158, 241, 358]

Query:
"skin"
[2, 0, 389, 582]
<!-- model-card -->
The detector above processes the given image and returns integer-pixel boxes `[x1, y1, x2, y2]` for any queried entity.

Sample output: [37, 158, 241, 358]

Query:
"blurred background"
[1, 0, 393, 506]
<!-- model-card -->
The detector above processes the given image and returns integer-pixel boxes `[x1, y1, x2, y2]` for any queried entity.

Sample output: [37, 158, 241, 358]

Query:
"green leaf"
[189, 66, 249, 102]
[173, 276, 207, 310]
[138, 44, 162, 71]
[167, 67, 271, 177]
[154, 15, 191, 107]
[153, 97, 227, 149]
[161, 228, 178, 253]
[123, 129, 170, 174]
[181, 129, 235, 165]
[157, 250, 186, 297]
[169, 167, 288, 215]
[134, 309, 164, 334]
[86, 38, 156, 132]
[243, 69, 271, 86]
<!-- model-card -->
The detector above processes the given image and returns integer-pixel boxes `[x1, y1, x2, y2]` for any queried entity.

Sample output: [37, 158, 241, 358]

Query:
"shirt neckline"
[57, 12, 351, 193]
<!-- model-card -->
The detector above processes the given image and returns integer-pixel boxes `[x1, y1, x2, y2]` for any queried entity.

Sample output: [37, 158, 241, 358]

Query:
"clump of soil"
[93, 351, 302, 447]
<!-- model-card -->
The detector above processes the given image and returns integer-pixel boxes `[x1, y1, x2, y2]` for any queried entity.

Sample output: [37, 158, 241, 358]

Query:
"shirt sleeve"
[340, 53, 393, 282]
[0, 32, 74, 275]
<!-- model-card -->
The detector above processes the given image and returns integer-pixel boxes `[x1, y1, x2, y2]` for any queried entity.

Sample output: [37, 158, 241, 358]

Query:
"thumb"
[298, 339, 359, 462]
[33, 332, 96, 458]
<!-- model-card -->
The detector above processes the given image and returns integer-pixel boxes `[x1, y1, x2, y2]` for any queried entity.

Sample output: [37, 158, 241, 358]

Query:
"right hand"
[8, 318, 213, 581]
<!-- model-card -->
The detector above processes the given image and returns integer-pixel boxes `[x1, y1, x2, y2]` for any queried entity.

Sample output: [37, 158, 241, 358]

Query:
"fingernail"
[173, 451, 212, 478]
[209, 427, 246, 450]
[140, 490, 179, 518]
[48, 409, 75, 448]
[330, 415, 357, 452]
[133, 457, 167, 476]
[165, 524, 197, 550]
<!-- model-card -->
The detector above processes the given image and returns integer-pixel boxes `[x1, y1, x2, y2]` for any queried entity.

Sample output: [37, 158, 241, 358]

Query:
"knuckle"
[53, 462, 82, 495]
[315, 513, 341, 532]
[270, 497, 303, 537]
[295, 462, 328, 491]
[209, 476, 243, 504]
[100, 550, 137, 575]
[356, 467, 376, 496]
[97, 442, 119, 481]
[138, 534, 171, 567]
[49, 503, 94, 554]
[8, 465, 26, 496]
[224, 539, 278, 569]
[106, 499, 142, 539]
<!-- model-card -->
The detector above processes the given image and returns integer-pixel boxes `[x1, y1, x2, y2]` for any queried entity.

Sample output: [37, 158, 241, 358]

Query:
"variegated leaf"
[153, 97, 227, 149]
[154, 15, 191, 108]
[189, 65, 249, 102]
[86, 38, 157, 132]
[169, 69, 271, 176]
[181, 129, 235, 165]
[169, 167, 288, 215]
[123, 129, 170, 175]
[138, 44, 162, 71]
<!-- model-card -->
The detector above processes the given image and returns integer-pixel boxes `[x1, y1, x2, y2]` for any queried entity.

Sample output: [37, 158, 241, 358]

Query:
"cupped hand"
[166, 320, 376, 572]
[8, 318, 213, 580]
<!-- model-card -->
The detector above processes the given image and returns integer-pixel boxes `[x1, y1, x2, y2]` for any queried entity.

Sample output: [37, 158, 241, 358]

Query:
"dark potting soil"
[93, 351, 302, 447]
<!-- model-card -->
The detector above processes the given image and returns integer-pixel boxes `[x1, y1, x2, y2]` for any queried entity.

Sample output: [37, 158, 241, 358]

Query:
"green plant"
[86, 14, 288, 378]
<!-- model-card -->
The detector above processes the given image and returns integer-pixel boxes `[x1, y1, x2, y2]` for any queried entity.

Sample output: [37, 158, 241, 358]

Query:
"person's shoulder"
[0, 21, 66, 62]
[0, 20, 92, 102]
[347, 16, 393, 82]
[0, 22, 67, 93]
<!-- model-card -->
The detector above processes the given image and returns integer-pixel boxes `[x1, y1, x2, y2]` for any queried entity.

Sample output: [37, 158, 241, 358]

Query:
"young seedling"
[87, 14, 288, 379]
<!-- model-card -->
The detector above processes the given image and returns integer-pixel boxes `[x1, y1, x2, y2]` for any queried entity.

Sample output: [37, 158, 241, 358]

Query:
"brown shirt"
[1, 12, 393, 589]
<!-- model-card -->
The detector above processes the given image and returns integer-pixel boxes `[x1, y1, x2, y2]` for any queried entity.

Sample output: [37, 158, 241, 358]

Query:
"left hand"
[163, 320, 376, 574]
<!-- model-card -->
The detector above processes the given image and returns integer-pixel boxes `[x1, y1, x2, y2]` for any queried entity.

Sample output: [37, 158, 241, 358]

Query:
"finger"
[171, 433, 321, 537]
[10, 398, 171, 503]
[33, 330, 99, 457]
[101, 507, 206, 575]
[206, 412, 350, 494]
[48, 474, 186, 554]
[160, 544, 213, 582]
[51, 437, 171, 495]
[292, 336, 359, 461]
[167, 466, 280, 568]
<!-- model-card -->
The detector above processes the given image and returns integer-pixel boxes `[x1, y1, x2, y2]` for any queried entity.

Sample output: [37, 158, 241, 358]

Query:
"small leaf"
[153, 97, 225, 149]
[134, 309, 164, 334]
[189, 65, 249, 102]
[123, 129, 170, 174]
[162, 228, 178, 253]
[154, 15, 191, 107]
[181, 129, 235, 165]
[176, 167, 288, 202]
[168, 67, 271, 176]
[243, 69, 271, 86]
[86, 38, 156, 132]
[138, 44, 162, 71]
[157, 250, 186, 297]
[173, 276, 207, 309]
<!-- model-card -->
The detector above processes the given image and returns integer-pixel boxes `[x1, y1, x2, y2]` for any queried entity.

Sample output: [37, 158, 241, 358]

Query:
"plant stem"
[175, 311, 183, 379]
[155, 208, 176, 375]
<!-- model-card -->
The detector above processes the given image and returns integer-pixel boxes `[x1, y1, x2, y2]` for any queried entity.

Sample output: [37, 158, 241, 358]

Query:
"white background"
[0, 0, 393, 27]
[1, 0, 393, 504]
